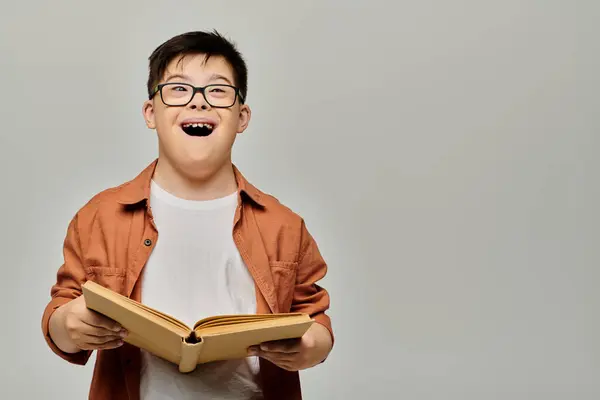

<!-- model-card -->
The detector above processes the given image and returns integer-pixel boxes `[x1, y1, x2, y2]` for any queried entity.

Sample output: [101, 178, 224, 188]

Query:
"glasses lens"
[204, 85, 237, 107]
[160, 83, 194, 106]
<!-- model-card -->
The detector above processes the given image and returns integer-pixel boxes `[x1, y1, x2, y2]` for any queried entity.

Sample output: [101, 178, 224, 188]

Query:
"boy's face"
[143, 53, 250, 177]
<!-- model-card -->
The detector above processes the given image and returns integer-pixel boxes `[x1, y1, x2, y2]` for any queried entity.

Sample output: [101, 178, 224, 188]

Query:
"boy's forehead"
[163, 53, 235, 81]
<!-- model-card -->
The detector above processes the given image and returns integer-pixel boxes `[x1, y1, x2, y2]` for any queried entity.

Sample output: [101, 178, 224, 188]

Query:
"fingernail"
[117, 340, 124, 346]
[120, 330, 128, 338]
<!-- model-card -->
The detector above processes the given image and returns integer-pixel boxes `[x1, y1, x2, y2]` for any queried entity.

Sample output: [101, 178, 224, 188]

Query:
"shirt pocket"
[269, 261, 298, 313]
[84, 263, 127, 293]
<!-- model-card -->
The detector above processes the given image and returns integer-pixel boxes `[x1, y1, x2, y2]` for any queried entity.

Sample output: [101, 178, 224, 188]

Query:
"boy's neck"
[152, 157, 238, 201]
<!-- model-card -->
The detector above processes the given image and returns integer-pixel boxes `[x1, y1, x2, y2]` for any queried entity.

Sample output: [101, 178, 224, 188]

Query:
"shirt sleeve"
[41, 213, 92, 365]
[291, 220, 334, 346]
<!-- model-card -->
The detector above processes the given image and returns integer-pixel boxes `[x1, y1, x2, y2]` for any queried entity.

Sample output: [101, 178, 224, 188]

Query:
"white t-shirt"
[139, 180, 262, 400]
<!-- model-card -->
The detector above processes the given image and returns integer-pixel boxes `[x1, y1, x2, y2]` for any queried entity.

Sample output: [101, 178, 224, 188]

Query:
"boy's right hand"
[49, 295, 128, 353]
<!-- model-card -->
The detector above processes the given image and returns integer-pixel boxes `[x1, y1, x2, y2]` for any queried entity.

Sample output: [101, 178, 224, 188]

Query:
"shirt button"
[144, 239, 152, 246]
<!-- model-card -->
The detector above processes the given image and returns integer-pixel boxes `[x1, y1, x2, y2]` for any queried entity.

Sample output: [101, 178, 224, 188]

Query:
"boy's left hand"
[247, 322, 333, 371]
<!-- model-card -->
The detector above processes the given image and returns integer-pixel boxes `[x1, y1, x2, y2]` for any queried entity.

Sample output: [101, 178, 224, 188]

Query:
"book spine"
[178, 339, 203, 373]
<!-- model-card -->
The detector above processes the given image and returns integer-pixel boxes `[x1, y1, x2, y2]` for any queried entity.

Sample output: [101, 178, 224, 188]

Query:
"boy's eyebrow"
[164, 73, 192, 82]
[207, 73, 233, 85]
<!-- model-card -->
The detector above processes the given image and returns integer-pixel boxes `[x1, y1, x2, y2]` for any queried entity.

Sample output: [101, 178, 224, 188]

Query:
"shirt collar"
[116, 159, 265, 207]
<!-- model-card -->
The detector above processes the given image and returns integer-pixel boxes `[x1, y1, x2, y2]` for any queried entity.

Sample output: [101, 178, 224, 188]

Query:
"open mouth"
[181, 122, 215, 137]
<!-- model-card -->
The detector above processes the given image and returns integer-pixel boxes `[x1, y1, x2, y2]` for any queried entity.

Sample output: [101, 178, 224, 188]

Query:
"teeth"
[183, 122, 213, 129]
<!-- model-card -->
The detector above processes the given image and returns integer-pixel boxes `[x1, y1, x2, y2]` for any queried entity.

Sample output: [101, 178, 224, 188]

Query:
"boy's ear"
[143, 100, 156, 129]
[237, 104, 251, 134]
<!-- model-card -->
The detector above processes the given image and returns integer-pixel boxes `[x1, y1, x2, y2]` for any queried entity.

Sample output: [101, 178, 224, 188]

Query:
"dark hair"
[147, 30, 248, 103]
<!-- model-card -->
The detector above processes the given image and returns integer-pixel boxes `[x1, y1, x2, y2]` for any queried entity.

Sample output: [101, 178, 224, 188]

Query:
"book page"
[193, 312, 307, 330]
[196, 318, 313, 364]
[82, 281, 190, 362]
[83, 280, 190, 333]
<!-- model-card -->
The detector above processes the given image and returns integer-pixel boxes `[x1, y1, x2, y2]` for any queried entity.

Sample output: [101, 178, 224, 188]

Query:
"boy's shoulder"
[68, 179, 144, 226]
[249, 187, 304, 225]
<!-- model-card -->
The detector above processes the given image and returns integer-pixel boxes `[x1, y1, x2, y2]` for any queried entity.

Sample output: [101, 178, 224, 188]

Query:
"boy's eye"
[209, 87, 225, 93]
[172, 85, 189, 92]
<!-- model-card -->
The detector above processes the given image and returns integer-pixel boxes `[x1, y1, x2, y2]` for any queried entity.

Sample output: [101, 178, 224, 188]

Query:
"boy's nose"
[188, 90, 210, 110]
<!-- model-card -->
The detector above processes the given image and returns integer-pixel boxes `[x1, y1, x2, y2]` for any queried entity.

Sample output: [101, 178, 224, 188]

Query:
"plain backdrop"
[1, 1, 598, 399]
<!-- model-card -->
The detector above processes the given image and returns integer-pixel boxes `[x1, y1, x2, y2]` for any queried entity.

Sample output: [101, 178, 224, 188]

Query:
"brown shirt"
[41, 160, 333, 400]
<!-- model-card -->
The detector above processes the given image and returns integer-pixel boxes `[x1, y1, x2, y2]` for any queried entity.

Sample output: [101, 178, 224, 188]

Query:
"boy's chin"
[178, 157, 231, 180]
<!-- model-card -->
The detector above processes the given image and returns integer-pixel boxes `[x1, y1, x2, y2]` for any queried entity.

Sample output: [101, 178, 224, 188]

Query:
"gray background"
[1, 1, 598, 399]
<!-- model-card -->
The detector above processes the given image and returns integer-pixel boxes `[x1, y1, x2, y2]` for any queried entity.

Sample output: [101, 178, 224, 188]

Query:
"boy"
[41, 30, 333, 400]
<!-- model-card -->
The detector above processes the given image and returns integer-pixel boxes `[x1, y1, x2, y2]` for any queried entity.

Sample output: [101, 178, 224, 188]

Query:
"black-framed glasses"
[150, 82, 244, 108]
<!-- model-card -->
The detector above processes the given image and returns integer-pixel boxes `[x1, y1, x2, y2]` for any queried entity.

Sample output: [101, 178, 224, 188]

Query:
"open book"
[81, 281, 313, 373]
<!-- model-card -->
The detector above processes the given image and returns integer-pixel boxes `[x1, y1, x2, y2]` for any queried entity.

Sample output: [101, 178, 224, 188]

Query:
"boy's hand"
[247, 322, 332, 371]
[49, 295, 127, 353]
